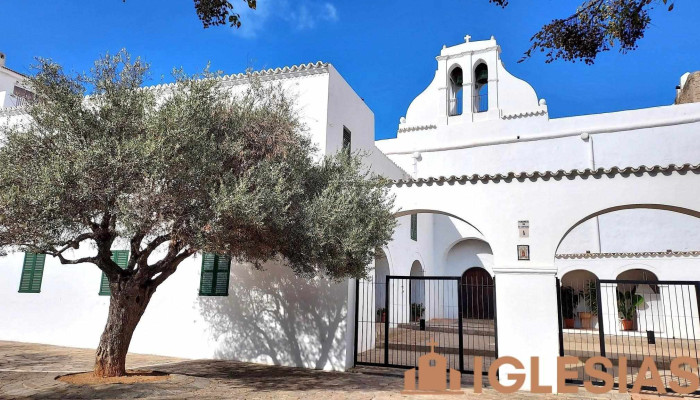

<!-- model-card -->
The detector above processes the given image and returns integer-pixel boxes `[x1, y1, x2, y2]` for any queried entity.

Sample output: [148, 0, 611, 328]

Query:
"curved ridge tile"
[390, 163, 700, 185]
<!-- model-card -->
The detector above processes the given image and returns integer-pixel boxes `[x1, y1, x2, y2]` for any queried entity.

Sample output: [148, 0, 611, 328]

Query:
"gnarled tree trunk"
[94, 278, 153, 377]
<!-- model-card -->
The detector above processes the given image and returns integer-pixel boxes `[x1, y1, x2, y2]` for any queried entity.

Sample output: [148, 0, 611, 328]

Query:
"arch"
[409, 260, 425, 310]
[560, 269, 598, 288]
[393, 209, 485, 237]
[473, 62, 488, 113]
[461, 267, 494, 319]
[374, 249, 391, 311]
[615, 268, 659, 331]
[444, 238, 494, 276]
[448, 64, 463, 116]
[609, 262, 658, 279]
[410, 260, 424, 276]
[560, 269, 599, 330]
[555, 204, 700, 254]
[616, 267, 659, 294]
[377, 246, 393, 275]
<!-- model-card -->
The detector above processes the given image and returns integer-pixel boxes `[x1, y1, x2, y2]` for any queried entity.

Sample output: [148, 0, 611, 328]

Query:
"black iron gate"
[557, 278, 700, 391]
[354, 275, 497, 374]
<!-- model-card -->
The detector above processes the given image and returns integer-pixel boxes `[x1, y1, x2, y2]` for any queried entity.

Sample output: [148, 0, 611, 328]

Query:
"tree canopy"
[188, 0, 676, 64]
[0, 50, 396, 376]
[490, 0, 676, 64]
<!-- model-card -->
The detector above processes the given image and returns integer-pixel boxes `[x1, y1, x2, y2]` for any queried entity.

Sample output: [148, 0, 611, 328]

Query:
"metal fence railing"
[557, 278, 700, 392]
[355, 274, 497, 374]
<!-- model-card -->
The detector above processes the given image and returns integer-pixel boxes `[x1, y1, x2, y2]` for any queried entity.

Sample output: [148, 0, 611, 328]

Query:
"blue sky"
[2, 0, 699, 140]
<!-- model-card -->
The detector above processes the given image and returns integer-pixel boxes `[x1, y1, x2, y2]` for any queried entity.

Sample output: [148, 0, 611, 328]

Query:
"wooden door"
[462, 268, 494, 319]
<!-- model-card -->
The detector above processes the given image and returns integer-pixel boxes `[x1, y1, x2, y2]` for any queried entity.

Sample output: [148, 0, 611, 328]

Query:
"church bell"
[450, 68, 463, 86]
[475, 64, 488, 85]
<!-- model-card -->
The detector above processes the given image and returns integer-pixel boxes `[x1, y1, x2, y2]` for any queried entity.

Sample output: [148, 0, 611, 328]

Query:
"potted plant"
[579, 281, 598, 330]
[560, 286, 579, 329]
[410, 303, 425, 322]
[376, 307, 387, 323]
[617, 290, 644, 331]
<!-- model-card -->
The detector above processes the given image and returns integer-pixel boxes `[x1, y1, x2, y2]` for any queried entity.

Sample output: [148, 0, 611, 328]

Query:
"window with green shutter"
[99, 250, 129, 296]
[410, 214, 417, 241]
[199, 253, 230, 296]
[18, 253, 46, 293]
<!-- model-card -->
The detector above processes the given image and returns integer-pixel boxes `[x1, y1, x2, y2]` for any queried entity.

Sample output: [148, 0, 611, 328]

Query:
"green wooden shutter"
[200, 253, 229, 296]
[199, 253, 216, 296]
[214, 255, 230, 296]
[18, 255, 34, 293]
[410, 214, 417, 241]
[18, 253, 45, 293]
[31, 254, 46, 291]
[99, 250, 129, 296]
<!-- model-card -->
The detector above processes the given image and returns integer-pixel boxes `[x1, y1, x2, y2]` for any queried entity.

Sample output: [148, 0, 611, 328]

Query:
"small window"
[18, 253, 46, 293]
[342, 127, 351, 154]
[430, 359, 437, 367]
[410, 214, 417, 241]
[99, 250, 129, 296]
[199, 253, 231, 296]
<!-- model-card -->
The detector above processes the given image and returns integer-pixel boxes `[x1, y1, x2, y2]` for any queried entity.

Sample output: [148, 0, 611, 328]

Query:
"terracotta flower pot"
[376, 312, 385, 323]
[579, 312, 593, 329]
[621, 319, 634, 331]
[564, 318, 576, 329]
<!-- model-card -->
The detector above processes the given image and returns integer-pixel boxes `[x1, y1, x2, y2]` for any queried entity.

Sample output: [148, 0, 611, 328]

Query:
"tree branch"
[140, 234, 171, 262]
[148, 247, 197, 288]
[53, 233, 94, 255]
[55, 253, 98, 265]
[129, 232, 145, 270]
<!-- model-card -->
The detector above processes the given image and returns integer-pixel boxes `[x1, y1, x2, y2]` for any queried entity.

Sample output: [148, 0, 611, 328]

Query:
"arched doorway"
[409, 261, 425, 321]
[461, 267, 494, 319]
[559, 269, 598, 330]
[615, 268, 659, 332]
[374, 249, 390, 312]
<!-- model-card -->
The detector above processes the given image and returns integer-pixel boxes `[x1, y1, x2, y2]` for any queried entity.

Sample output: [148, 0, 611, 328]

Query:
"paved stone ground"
[0, 341, 686, 399]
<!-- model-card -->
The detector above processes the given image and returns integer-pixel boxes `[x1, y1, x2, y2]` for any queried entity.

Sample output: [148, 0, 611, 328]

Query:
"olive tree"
[0, 50, 396, 377]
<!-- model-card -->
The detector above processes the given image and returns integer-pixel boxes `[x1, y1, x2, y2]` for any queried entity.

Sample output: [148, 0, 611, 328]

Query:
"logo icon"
[402, 339, 463, 395]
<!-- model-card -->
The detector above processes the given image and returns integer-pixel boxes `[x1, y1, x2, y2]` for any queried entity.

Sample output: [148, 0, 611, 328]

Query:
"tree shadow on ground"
[196, 262, 348, 370]
[155, 359, 404, 392]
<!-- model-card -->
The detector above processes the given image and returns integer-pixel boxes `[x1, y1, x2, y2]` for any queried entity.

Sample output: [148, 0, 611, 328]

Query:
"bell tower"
[398, 35, 546, 135]
[435, 35, 501, 123]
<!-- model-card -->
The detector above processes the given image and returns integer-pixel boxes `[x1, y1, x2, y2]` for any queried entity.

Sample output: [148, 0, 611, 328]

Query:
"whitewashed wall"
[373, 37, 700, 391]
[0, 63, 404, 372]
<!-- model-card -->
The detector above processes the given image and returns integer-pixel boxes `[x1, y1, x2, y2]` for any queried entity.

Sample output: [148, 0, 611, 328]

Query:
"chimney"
[0, 53, 5, 67]
[676, 71, 700, 105]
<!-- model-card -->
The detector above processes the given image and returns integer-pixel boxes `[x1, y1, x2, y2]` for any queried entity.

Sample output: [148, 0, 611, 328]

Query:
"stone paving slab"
[0, 341, 685, 400]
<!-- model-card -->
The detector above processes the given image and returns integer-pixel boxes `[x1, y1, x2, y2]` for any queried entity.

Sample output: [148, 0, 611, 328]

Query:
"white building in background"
[1, 36, 699, 391]
[0, 52, 34, 108]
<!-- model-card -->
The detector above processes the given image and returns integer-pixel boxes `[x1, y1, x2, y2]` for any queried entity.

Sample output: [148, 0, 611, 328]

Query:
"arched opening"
[374, 249, 390, 312]
[615, 268, 659, 332]
[560, 270, 599, 330]
[448, 66, 463, 116]
[616, 268, 659, 293]
[556, 204, 700, 256]
[409, 261, 425, 321]
[473, 63, 488, 113]
[461, 267, 494, 319]
[445, 239, 493, 276]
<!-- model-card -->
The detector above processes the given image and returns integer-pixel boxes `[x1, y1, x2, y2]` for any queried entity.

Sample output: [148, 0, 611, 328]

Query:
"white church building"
[1, 36, 699, 392]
